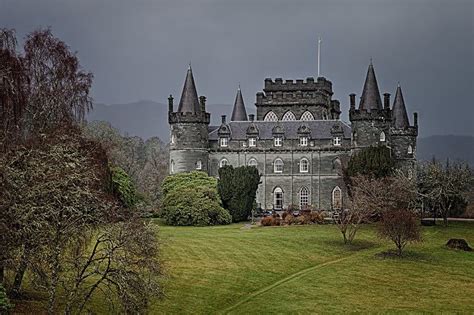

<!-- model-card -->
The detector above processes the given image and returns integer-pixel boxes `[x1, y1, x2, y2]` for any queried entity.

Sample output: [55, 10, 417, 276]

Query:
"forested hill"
[87, 100, 474, 165]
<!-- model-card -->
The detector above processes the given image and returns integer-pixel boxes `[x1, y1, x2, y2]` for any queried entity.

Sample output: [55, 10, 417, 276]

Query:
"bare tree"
[378, 209, 422, 256]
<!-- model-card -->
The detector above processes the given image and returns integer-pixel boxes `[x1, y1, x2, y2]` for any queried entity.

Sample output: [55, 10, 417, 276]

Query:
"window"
[300, 111, 315, 121]
[333, 137, 341, 146]
[332, 158, 342, 174]
[248, 158, 258, 168]
[219, 158, 228, 168]
[170, 160, 175, 174]
[264, 111, 278, 121]
[380, 131, 386, 142]
[332, 186, 342, 210]
[274, 158, 284, 173]
[171, 134, 176, 144]
[196, 160, 202, 170]
[274, 187, 283, 210]
[282, 111, 296, 121]
[408, 145, 413, 154]
[274, 137, 282, 147]
[220, 137, 228, 147]
[299, 137, 308, 146]
[300, 187, 309, 209]
[248, 137, 256, 147]
[300, 158, 309, 173]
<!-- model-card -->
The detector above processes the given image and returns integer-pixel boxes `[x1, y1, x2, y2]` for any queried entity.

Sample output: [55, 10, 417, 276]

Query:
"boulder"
[446, 239, 472, 251]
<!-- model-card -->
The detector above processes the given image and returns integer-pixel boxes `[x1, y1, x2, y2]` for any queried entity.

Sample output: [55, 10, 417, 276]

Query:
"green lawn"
[150, 221, 474, 314]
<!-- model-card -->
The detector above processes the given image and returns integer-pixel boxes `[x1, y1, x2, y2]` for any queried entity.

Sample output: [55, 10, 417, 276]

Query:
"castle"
[168, 62, 418, 211]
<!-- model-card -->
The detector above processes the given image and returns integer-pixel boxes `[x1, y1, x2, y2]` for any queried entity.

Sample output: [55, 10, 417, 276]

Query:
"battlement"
[169, 111, 210, 124]
[263, 76, 333, 93]
[349, 108, 392, 121]
[390, 126, 418, 137]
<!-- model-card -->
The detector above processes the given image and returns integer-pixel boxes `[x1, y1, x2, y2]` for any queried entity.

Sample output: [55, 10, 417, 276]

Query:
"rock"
[446, 239, 472, 251]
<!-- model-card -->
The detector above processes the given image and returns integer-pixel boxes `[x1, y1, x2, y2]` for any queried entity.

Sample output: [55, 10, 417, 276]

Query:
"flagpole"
[317, 37, 322, 77]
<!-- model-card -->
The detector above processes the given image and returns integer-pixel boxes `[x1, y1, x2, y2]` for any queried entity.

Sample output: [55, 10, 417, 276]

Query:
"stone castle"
[168, 62, 418, 211]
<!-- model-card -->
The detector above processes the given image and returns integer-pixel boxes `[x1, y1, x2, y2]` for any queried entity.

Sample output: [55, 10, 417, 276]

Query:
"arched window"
[300, 111, 315, 121]
[219, 158, 229, 168]
[282, 111, 296, 121]
[264, 111, 278, 121]
[196, 160, 202, 170]
[380, 131, 386, 142]
[332, 186, 342, 210]
[300, 187, 309, 209]
[274, 158, 284, 173]
[407, 145, 413, 154]
[273, 187, 283, 210]
[299, 158, 309, 173]
[248, 158, 258, 168]
[332, 158, 342, 174]
[170, 160, 175, 174]
[171, 134, 176, 144]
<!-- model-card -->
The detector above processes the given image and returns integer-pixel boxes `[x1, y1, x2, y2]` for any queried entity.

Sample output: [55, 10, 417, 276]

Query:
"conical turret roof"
[359, 62, 383, 111]
[230, 87, 248, 121]
[392, 84, 410, 129]
[177, 66, 200, 113]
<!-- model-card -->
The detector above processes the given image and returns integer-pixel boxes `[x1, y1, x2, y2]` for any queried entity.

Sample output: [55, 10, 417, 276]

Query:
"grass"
[149, 221, 474, 314]
[11, 221, 474, 314]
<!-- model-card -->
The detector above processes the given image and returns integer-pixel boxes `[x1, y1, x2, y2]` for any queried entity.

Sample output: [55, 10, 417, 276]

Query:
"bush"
[309, 211, 325, 224]
[110, 165, 139, 208]
[378, 209, 422, 256]
[160, 172, 231, 226]
[284, 214, 296, 225]
[260, 216, 281, 226]
[0, 284, 12, 313]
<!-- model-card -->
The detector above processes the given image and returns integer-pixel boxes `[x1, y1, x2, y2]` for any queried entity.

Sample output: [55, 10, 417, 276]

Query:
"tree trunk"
[12, 246, 29, 297]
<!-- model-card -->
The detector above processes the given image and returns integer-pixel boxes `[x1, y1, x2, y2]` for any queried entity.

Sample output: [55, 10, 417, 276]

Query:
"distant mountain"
[417, 135, 474, 165]
[86, 100, 233, 140]
[87, 101, 473, 165]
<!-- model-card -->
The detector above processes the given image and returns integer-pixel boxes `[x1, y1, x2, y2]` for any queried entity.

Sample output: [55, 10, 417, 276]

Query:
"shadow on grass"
[375, 249, 435, 262]
[323, 239, 379, 252]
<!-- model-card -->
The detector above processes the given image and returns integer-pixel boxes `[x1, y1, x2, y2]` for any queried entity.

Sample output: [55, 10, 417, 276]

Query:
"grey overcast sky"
[1, 0, 473, 137]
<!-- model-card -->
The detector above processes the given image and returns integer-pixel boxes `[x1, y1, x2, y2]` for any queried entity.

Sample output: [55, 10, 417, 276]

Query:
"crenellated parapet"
[263, 77, 333, 94]
[349, 108, 392, 122]
[169, 111, 210, 124]
[389, 126, 418, 137]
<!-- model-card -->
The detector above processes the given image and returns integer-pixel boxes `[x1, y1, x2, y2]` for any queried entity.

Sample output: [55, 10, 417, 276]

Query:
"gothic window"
[170, 160, 175, 174]
[196, 160, 202, 170]
[264, 111, 278, 121]
[274, 158, 284, 173]
[408, 145, 413, 154]
[219, 158, 229, 168]
[300, 187, 309, 209]
[248, 137, 256, 147]
[282, 111, 296, 121]
[332, 186, 342, 210]
[299, 158, 309, 173]
[380, 131, 386, 142]
[300, 111, 315, 121]
[273, 187, 283, 210]
[274, 137, 283, 147]
[300, 136, 308, 146]
[248, 158, 258, 168]
[220, 137, 228, 147]
[333, 137, 341, 146]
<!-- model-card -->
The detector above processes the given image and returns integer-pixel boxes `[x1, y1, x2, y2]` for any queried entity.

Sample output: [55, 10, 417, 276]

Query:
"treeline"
[0, 28, 161, 313]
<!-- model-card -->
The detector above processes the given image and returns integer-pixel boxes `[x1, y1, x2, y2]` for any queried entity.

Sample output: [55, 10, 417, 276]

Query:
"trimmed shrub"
[160, 172, 231, 226]
[261, 216, 273, 226]
[284, 214, 296, 225]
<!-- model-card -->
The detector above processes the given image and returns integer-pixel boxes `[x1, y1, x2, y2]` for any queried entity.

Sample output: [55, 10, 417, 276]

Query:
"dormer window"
[300, 137, 308, 146]
[220, 137, 228, 147]
[333, 137, 341, 146]
[248, 137, 256, 147]
[274, 137, 282, 147]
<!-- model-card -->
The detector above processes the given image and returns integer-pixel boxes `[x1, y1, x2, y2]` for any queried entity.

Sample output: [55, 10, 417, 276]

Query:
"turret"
[168, 66, 210, 174]
[230, 86, 248, 121]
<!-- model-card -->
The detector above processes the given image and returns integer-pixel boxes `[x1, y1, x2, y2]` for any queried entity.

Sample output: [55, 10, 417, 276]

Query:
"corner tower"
[349, 62, 391, 151]
[168, 66, 210, 173]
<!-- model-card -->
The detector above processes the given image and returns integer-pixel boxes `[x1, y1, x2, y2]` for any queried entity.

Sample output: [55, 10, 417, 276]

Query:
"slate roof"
[209, 120, 351, 140]
[392, 85, 410, 129]
[177, 66, 201, 113]
[230, 88, 248, 121]
[359, 63, 383, 112]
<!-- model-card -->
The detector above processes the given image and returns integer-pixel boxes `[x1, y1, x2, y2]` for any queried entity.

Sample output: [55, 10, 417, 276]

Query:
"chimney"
[168, 95, 174, 112]
[199, 96, 206, 112]
[414, 112, 418, 127]
[349, 93, 356, 109]
[249, 114, 255, 122]
[383, 93, 390, 110]
[221, 115, 226, 124]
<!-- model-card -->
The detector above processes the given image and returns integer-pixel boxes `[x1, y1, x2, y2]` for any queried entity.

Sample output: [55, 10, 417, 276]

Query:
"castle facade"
[168, 63, 418, 211]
